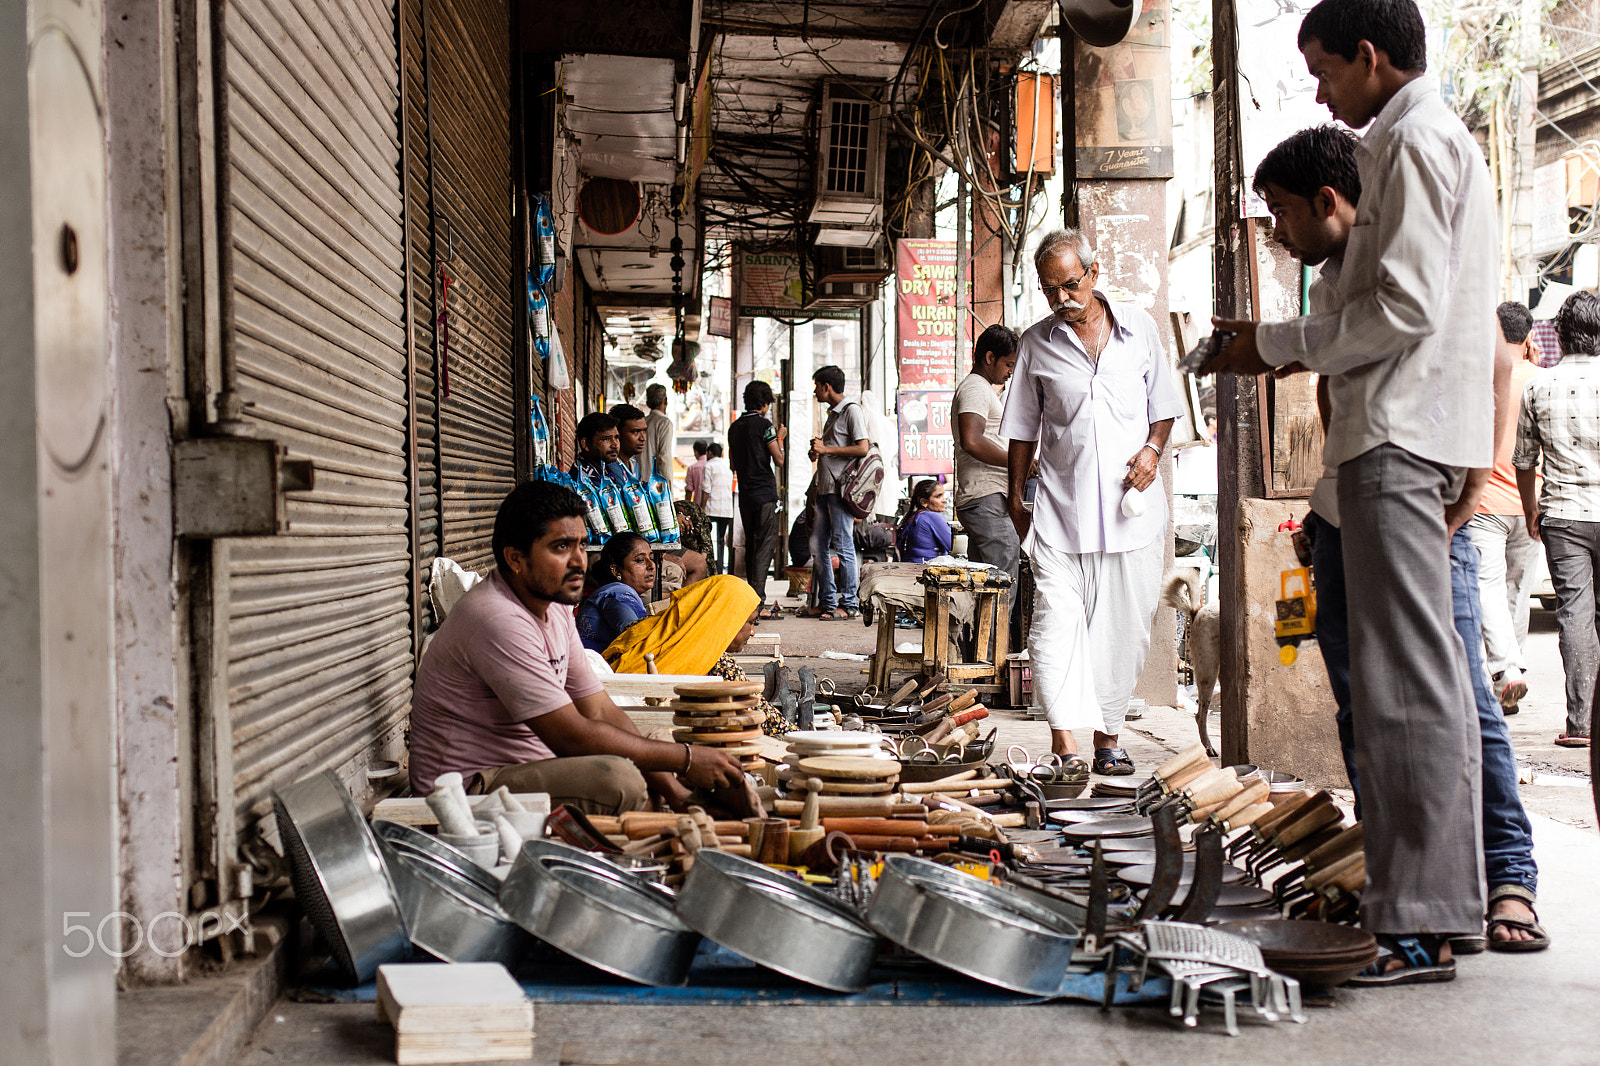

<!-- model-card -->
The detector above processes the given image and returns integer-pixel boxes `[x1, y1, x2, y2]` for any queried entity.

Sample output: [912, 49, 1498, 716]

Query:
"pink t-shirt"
[408, 570, 604, 793]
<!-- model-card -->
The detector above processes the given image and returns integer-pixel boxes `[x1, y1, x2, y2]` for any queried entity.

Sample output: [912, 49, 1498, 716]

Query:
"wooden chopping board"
[669, 697, 761, 714]
[672, 712, 762, 729]
[797, 756, 904, 780]
[674, 680, 763, 700]
[673, 727, 762, 745]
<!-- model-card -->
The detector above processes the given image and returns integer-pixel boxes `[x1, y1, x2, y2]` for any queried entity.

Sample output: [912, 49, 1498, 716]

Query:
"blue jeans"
[1309, 513, 1537, 894]
[1306, 510, 1359, 817]
[1450, 527, 1537, 895]
[810, 492, 859, 610]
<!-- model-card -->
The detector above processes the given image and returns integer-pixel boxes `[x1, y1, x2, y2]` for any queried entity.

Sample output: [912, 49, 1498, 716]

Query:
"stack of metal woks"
[272, 770, 409, 983]
[1213, 920, 1378, 988]
[866, 855, 1081, 995]
[373, 821, 532, 967]
[499, 839, 700, 987]
[675, 849, 881, 992]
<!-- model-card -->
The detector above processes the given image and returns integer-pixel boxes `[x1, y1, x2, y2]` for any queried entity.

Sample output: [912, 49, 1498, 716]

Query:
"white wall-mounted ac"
[809, 83, 885, 245]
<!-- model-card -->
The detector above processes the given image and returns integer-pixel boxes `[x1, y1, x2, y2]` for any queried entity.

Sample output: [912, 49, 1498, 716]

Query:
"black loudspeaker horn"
[1060, 0, 1142, 47]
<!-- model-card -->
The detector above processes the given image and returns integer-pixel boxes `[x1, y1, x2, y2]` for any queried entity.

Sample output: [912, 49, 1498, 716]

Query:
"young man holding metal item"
[1208, 0, 1498, 983]
[1255, 125, 1545, 957]
[408, 483, 746, 815]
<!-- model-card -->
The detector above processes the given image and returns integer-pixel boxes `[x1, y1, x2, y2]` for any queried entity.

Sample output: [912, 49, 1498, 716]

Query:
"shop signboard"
[897, 388, 955, 476]
[895, 238, 959, 389]
[735, 249, 859, 320]
[707, 295, 733, 338]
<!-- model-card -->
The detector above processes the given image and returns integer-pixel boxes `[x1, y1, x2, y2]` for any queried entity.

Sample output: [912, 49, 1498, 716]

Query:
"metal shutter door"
[223, 0, 414, 825]
[419, 0, 518, 575]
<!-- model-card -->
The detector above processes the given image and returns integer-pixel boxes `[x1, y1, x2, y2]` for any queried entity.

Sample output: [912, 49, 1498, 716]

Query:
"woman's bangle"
[680, 743, 693, 775]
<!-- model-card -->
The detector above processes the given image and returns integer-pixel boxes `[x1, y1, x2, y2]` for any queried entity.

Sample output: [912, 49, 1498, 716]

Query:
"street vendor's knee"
[588, 755, 650, 813]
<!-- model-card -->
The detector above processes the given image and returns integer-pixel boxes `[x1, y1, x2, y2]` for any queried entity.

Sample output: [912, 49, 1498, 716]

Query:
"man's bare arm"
[1516, 467, 1541, 541]
[956, 411, 1008, 467]
[1007, 438, 1037, 540]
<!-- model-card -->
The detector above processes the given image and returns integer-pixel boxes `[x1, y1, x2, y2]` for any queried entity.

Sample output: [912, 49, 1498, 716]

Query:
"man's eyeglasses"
[1039, 266, 1092, 298]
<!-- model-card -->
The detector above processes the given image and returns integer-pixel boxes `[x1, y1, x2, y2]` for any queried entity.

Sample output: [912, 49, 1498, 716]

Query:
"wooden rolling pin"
[820, 818, 961, 838]
[620, 812, 749, 839]
[771, 797, 927, 817]
[901, 776, 1012, 795]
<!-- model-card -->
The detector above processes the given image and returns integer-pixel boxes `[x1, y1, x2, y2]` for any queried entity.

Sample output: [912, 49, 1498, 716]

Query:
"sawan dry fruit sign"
[895, 239, 959, 389]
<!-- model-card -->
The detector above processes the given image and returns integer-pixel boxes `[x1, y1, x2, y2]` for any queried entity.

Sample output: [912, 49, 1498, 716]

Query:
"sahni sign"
[895, 238, 960, 389]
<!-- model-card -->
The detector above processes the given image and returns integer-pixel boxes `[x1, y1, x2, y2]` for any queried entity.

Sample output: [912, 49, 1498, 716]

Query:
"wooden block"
[715, 742, 764, 757]
[376, 963, 531, 1035]
[395, 1031, 535, 1065]
[816, 779, 896, 795]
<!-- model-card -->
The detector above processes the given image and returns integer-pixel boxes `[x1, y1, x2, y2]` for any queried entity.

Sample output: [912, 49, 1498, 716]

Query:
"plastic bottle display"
[577, 480, 611, 543]
[647, 471, 678, 544]
[598, 478, 629, 535]
[620, 477, 660, 542]
[533, 195, 556, 289]
[527, 280, 550, 358]
[529, 394, 551, 468]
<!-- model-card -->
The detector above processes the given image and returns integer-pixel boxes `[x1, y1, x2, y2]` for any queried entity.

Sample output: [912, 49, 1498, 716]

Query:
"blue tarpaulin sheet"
[298, 942, 1169, 1008]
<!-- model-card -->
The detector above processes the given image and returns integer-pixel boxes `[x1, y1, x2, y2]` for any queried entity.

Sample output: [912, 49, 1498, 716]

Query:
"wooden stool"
[869, 605, 923, 691]
[922, 584, 1010, 693]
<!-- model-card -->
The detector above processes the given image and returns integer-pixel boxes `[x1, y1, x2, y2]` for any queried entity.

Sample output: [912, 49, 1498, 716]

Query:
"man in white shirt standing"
[1001, 228, 1184, 776]
[1211, 0, 1497, 984]
[641, 383, 677, 486]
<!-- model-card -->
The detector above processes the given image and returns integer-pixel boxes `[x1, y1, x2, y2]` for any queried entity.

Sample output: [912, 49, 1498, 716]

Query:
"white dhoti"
[1027, 532, 1164, 734]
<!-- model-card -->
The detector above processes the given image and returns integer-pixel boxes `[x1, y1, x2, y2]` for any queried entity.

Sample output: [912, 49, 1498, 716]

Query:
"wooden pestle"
[820, 818, 960, 837]
[786, 778, 826, 863]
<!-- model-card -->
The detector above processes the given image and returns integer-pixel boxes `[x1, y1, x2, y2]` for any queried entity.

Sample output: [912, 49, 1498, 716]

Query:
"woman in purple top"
[898, 479, 953, 563]
[576, 533, 654, 652]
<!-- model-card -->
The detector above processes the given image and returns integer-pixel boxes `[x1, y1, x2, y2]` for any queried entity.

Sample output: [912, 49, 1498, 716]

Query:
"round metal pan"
[1047, 797, 1137, 812]
[499, 839, 700, 987]
[373, 821, 533, 967]
[866, 855, 1080, 996]
[675, 849, 881, 992]
[1114, 862, 1250, 887]
[1159, 881, 1276, 908]
[272, 771, 408, 983]
[1052, 814, 1154, 838]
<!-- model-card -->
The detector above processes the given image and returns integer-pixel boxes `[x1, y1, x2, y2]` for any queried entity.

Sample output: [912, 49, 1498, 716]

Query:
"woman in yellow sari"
[604, 575, 787, 736]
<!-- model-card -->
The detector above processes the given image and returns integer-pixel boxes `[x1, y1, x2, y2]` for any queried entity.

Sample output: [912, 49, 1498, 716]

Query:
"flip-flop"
[758, 603, 783, 620]
[1092, 747, 1135, 776]
[1554, 734, 1591, 748]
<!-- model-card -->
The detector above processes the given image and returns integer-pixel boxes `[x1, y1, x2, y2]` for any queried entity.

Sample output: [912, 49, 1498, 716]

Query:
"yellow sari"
[604, 574, 760, 676]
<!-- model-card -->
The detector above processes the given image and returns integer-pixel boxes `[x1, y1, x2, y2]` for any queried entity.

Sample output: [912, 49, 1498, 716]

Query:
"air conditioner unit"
[804, 243, 890, 311]
[809, 83, 886, 244]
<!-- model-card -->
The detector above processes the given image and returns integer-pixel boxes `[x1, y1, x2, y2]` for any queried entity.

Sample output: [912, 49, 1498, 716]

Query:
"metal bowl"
[866, 855, 1080, 996]
[675, 849, 881, 992]
[499, 839, 700, 986]
[373, 821, 533, 967]
[272, 771, 408, 983]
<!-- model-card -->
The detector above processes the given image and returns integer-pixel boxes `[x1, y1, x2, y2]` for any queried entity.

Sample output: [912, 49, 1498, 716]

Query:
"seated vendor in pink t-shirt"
[408, 483, 745, 814]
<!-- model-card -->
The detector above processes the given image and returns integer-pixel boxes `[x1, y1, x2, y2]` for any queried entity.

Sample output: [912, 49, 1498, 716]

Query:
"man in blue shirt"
[570, 411, 633, 491]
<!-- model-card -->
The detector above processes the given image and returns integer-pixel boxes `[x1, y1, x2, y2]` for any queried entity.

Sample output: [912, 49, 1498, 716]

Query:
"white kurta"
[1002, 296, 1184, 733]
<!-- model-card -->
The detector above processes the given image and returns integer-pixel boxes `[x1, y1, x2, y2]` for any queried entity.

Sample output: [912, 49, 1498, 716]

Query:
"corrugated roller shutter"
[403, 0, 439, 622]
[423, 0, 517, 575]
[223, 0, 414, 824]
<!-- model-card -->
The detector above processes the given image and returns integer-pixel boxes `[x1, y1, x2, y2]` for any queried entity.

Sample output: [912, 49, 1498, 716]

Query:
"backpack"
[838, 445, 886, 520]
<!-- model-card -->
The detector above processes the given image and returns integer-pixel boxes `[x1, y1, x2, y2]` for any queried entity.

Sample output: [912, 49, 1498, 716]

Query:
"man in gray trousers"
[1211, 0, 1496, 983]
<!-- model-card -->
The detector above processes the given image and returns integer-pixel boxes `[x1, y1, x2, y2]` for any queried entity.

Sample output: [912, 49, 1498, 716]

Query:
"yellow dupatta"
[603, 574, 760, 676]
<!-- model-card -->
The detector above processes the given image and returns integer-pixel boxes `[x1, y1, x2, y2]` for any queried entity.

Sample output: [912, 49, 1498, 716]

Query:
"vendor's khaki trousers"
[1339, 444, 1484, 936]
[1025, 533, 1163, 736]
[470, 754, 649, 815]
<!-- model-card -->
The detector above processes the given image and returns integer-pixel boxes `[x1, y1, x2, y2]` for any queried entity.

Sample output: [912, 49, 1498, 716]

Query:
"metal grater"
[1141, 921, 1270, 974]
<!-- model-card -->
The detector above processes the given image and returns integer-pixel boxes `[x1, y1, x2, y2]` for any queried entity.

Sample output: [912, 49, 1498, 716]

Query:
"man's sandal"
[1092, 747, 1136, 776]
[1347, 934, 1455, 987]
[1486, 884, 1550, 953]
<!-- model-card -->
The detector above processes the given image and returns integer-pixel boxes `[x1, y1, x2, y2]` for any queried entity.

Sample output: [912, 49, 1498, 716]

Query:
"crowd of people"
[400, 0, 1579, 991]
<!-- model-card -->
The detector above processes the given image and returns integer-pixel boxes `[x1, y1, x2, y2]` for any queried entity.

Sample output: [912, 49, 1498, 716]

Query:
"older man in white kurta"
[1001, 229, 1185, 773]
